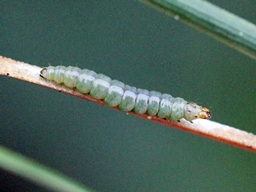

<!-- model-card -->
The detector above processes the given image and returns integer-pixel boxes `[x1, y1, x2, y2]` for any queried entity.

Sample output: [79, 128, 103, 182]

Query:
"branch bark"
[1, 56, 256, 152]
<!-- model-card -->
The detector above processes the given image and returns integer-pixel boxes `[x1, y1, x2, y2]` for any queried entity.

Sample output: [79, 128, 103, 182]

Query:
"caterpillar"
[40, 66, 211, 122]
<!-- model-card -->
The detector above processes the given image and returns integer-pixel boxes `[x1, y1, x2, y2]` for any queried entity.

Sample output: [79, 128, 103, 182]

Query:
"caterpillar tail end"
[199, 107, 211, 119]
[40, 68, 47, 78]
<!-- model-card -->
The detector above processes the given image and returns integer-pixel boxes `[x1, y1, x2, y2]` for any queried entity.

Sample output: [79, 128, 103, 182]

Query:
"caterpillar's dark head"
[185, 102, 211, 121]
[199, 107, 211, 119]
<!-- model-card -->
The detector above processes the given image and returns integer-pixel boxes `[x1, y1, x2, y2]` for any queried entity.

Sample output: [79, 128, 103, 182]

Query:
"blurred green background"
[1, 1, 256, 191]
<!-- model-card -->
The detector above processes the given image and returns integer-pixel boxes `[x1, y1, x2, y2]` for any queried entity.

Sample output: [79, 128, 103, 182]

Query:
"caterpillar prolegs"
[40, 66, 211, 122]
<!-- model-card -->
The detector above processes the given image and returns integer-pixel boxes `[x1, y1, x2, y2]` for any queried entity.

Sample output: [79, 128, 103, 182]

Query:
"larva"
[40, 66, 211, 121]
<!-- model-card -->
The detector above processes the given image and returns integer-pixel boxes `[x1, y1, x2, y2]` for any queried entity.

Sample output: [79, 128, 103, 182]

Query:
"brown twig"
[1, 56, 256, 152]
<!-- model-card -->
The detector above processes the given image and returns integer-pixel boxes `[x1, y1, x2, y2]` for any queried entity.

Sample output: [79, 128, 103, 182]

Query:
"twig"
[1, 56, 256, 152]
[139, 0, 256, 60]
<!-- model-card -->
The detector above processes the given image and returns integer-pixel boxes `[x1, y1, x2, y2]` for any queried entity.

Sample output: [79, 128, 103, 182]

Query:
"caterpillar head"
[184, 102, 211, 121]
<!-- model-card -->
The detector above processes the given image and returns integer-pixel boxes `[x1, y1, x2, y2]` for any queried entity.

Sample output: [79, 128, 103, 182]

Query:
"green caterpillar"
[40, 66, 211, 121]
